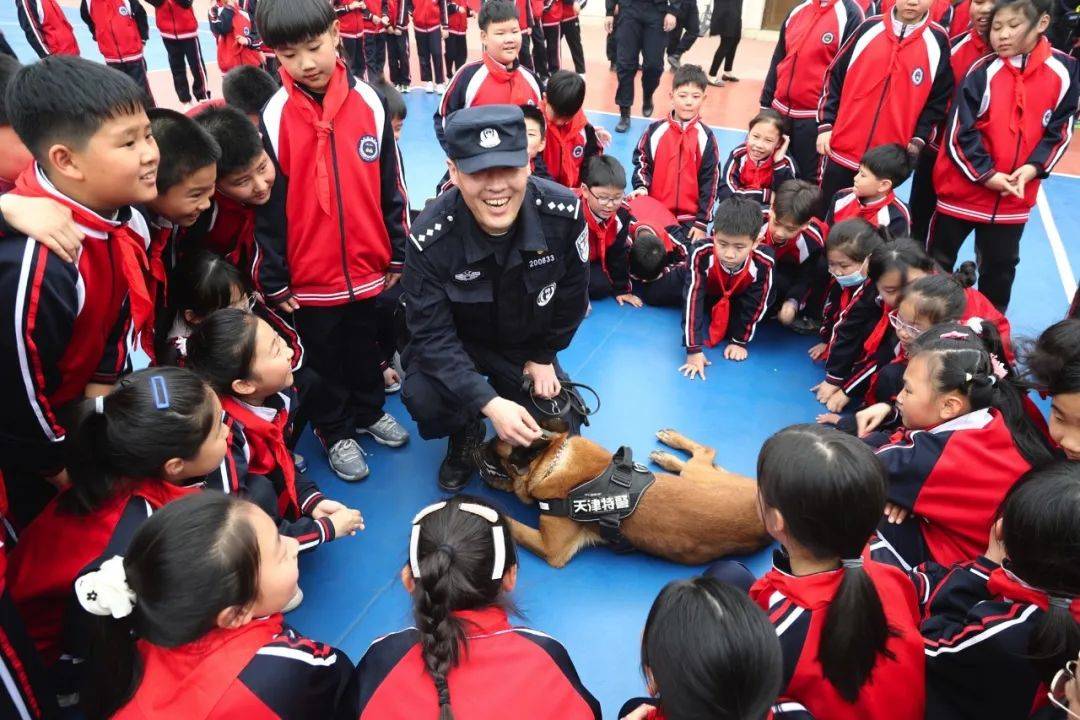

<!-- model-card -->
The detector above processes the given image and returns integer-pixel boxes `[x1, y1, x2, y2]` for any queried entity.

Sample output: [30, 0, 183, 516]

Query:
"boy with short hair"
[824, 143, 912, 237]
[0, 57, 158, 515]
[576, 156, 636, 304]
[624, 193, 692, 308]
[761, 179, 827, 329]
[520, 103, 553, 181]
[254, 0, 411, 482]
[434, 0, 542, 150]
[79, 0, 154, 101]
[680, 196, 774, 374]
[632, 64, 720, 243]
[542, 69, 600, 188]
[222, 64, 280, 125]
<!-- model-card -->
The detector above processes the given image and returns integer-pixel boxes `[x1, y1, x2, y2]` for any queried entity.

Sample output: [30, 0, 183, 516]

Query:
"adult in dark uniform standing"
[401, 105, 590, 492]
[607, 0, 679, 132]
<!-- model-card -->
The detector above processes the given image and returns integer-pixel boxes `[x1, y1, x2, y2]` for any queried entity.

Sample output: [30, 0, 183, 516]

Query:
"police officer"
[607, 0, 679, 132]
[401, 105, 590, 492]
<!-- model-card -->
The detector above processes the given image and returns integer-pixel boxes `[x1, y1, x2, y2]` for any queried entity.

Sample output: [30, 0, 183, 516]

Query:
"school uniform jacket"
[818, 12, 952, 170]
[761, 0, 864, 119]
[758, 218, 826, 305]
[820, 277, 883, 389]
[209, 2, 263, 72]
[409, 0, 449, 31]
[683, 245, 776, 352]
[114, 615, 353, 719]
[934, 38, 1080, 224]
[825, 187, 911, 237]
[749, 551, 926, 720]
[0, 165, 151, 476]
[717, 144, 798, 210]
[927, 26, 991, 152]
[543, 112, 601, 189]
[872, 407, 1033, 567]
[877, 0, 954, 27]
[632, 114, 721, 232]
[334, 0, 370, 38]
[16, 0, 80, 57]
[348, 606, 602, 719]
[255, 61, 409, 308]
[447, 1, 469, 33]
[625, 194, 690, 279]
[576, 191, 632, 295]
[145, 0, 198, 39]
[80, 0, 148, 63]
[200, 190, 258, 270]
[434, 53, 543, 150]
[915, 555, 1074, 720]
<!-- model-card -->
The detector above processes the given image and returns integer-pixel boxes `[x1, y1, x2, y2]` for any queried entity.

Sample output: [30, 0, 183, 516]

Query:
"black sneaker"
[615, 109, 631, 133]
[438, 419, 485, 493]
[789, 315, 822, 336]
[667, 54, 681, 71]
[474, 440, 513, 492]
[642, 101, 654, 118]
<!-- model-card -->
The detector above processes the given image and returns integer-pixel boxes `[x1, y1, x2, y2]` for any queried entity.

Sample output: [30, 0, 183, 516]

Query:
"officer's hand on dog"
[483, 397, 543, 447]
[524, 361, 562, 399]
[662, 12, 676, 31]
[723, 344, 748, 362]
[816, 131, 832, 157]
[615, 293, 643, 308]
[679, 352, 710, 380]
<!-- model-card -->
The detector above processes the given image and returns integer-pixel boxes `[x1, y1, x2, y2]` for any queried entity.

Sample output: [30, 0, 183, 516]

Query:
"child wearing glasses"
[575, 156, 638, 306]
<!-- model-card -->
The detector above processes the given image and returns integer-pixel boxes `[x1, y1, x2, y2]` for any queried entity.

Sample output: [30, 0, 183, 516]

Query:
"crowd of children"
[0, 0, 1079, 716]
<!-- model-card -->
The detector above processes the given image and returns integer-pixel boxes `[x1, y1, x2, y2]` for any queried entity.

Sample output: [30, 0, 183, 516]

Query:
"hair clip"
[94, 396, 105, 415]
[940, 330, 968, 340]
[965, 317, 984, 335]
[989, 353, 1008, 381]
[964, 372, 974, 383]
[409, 501, 506, 581]
[74, 555, 136, 619]
[150, 375, 170, 410]
[841, 557, 864, 569]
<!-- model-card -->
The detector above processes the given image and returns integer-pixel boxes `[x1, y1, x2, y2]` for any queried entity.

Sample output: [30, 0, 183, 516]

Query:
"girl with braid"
[347, 495, 601, 720]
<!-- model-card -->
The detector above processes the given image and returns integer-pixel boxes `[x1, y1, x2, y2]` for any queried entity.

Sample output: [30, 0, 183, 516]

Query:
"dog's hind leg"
[649, 450, 687, 473]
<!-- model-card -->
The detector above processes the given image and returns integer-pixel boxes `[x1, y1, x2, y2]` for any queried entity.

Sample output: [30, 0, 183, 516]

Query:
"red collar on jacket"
[737, 145, 778, 189]
[454, 605, 513, 636]
[987, 567, 1080, 622]
[575, 188, 618, 266]
[764, 552, 846, 610]
[208, 189, 256, 267]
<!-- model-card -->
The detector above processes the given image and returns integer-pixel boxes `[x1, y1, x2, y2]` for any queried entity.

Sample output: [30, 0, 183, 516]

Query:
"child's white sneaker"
[425, 81, 435, 93]
[435, 82, 446, 94]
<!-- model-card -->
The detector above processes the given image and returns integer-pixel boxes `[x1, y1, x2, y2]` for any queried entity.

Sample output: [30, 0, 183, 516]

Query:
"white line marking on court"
[1036, 186, 1077, 303]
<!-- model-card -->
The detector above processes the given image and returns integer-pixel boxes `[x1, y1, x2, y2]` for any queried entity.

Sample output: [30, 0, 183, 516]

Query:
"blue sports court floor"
[3, 12, 1080, 714]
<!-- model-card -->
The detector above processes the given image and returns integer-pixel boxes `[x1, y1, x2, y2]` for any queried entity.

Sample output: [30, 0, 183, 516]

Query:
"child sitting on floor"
[542, 70, 601, 188]
[759, 179, 826, 331]
[576, 156, 637, 304]
[717, 109, 797, 215]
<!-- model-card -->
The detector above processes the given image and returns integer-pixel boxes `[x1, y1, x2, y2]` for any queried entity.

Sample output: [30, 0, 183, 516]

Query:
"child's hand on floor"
[816, 412, 840, 425]
[807, 342, 827, 361]
[811, 380, 839, 403]
[856, 402, 893, 437]
[825, 389, 850, 412]
[329, 507, 365, 537]
[883, 502, 909, 525]
[615, 293, 643, 308]
[723, 344, 748, 362]
[311, 498, 346, 519]
[679, 352, 710, 380]
[0, 194, 85, 263]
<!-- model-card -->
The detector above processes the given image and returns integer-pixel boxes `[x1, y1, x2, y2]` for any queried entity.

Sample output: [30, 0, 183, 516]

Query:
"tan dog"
[487, 428, 768, 567]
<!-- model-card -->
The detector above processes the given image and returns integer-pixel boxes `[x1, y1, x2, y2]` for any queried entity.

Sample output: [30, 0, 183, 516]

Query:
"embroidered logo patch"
[454, 269, 481, 282]
[575, 227, 589, 262]
[358, 135, 379, 162]
[479, 128, 501, 149]
[572, 145, 585, 158]
[821, 32, 835, 44]
[911, 68, 924, 85]
[1043, 109, 1053, 127]
[119, 4, 130, 15]
[537, 282, 557, 306]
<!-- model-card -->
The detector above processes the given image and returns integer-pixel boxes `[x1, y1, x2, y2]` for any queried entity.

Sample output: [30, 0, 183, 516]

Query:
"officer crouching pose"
[401, 105, 590, 492]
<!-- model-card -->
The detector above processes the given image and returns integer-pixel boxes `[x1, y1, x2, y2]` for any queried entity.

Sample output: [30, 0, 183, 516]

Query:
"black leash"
[521, 376, 602, 420]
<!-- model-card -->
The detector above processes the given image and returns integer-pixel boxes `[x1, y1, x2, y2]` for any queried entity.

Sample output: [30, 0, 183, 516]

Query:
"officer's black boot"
[642, 97, 654, 118]
[438, 418, 486, 493]
[615, 108, 631, 133]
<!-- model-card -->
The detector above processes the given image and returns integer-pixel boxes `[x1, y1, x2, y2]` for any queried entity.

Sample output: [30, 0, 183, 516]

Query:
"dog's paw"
[656, 428, 677, 444]
[649, 450, 685, 473]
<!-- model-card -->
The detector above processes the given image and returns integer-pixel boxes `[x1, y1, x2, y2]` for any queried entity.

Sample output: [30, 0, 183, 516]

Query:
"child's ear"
[878, 178, 893, 195]
[161, 456, 187, 481]
[938, 390, 967, 421]
[536, 137, 546, 152]
[216, 604, 253, 630]
[48, 143, 85, 183]
[183, 309, 198, 325]
[500, 563, 519, 593]
[400, 565, 416, 593]
[329, 20, 341, 45]
[1036, 13, 1051, 33]
[231, 377, 257, 398]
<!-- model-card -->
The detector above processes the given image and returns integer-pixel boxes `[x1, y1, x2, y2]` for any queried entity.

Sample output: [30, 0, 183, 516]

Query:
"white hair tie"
[965, 316, 984, 335]
[94, 396, 105, 415]
[409, 501, 507, 581]
[75, 556, 136, 619]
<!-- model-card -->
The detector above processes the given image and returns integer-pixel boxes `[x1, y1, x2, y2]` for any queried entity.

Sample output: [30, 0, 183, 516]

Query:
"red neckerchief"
[861, 301, 894, 358]
[543, 108, 588, 187]
[759, 223, 799, 265]
[839, 190, 896, 228]
[120, 615, 285, 719]
[737, 145, 776, 189]
[626, 195, 678, 253]
[13, 164, 156, 361]
[706, 254, 755, 346]
[219, 395, 300, 517]
[987, 567, 1080, 622]
[146, 220, 174, 311]
[475, 52, 538, 107]
[575, 188, 617, 267]
[667, 114, 704, 178]
[278, 60, 351, 218]
[1002, 38, 1052, 147]
[209, 190, 255, 268]
[853, 13, 931, 102]
[764, 561, 845, 611]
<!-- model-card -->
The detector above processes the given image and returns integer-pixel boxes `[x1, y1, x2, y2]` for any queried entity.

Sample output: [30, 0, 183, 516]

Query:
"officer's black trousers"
[614, 4, 666, 110]
[926, 211, 1024, 311]
[402, 343, 578, 439]
[666, 3, 699, 58]
[561, 18, 585, 73]
[163, 37, 209, 103]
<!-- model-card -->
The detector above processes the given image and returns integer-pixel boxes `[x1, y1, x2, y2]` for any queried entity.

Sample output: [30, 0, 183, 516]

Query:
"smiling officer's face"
[449, 161, 529, 236]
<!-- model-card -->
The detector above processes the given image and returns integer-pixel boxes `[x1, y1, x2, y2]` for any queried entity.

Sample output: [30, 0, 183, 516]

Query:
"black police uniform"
[401, 176, 589, 441]
[608, 0, 681, 120]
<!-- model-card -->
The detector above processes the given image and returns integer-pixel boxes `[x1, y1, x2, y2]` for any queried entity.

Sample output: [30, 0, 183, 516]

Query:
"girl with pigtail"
[348, 495, 601, 720]
[748, 424, 926, 719]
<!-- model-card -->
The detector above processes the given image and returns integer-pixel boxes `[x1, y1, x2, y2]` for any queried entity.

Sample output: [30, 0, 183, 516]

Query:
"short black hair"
[630, 228, 666, 281]
[672, 63, 707, 91]
[6, 55, 148, 161]
[861, 143, 912, 189]
[713, 197, 764, 240]
[478, 0, 519, 29]
[0, 55, 22, 127]
[772, 179, 821, 225]
[377, 80, 407, 121]
[222, 65, 279, 116]
[582, 155, 625, 189]
[545, 70, 585, 118]
[255, 0, 336, 48]
[194, 106, 262, 178]
[149, 108, 222, 193]
[520, 103, 546, 137]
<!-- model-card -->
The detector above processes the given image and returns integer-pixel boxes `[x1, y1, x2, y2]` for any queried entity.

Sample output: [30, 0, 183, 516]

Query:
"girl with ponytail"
[349, 495, 601, 720]
[78, 492, 353, 719]
[860, 323, 1055, 570]
[748, 424, 925, 719]
[919, 462, 1080, 719]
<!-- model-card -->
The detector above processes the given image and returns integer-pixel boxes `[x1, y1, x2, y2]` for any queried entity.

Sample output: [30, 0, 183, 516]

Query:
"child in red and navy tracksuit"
[256, 7, 411, 483]
[435, 1, 542, 150]
[576, 156, 633, 301]
[633, 64, 720, 244]
[816, 0, 952, 207]
[760, 0, 863, 181]
[681, 197, 774, 373]
[760, 180, 827, 330]
[824, 143, 912, 237]
[540, 0, 562, 73]
[16, 0, 80, 58]
[908, 0, 994, 241]
[409, 0, 449, 88]
[240, 0, 277, 74]
[347, 497, 601, 720]
[864, 324, 1055, 571]
[335, 0, 368, 77]
[444, 0, 470, 74]
[363, 0, 393, 82]
[915, 463, 1080, 720]
[209, 0, 264, 73]
[80, 0, 154, 102]
[385, 0, 411, 89]
[560, 0, 585, 73]
[146, 0, 210, 105]
[76, 493, 354, 720]
[717, 109, 797, 215]
[543, 70, 601, 187]
[928, 0, 1080, 311]
[750, 424, 926, 720]
[624, 194, 692, 308]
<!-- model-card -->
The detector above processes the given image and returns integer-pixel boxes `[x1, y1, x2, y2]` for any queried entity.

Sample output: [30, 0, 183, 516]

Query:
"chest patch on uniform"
[575, 228, 589, 262]
[358, 135, 379, 162]
[572, 145, 585, 158]
[119, 4, 130, 15]
[537, 282, 557, 306]
[1043, 109, 1053, 127]
[454, 269, 481, 282]
[528, 254, 556, 268]
[911, 68, 924, 85]
[821, 31, 834, 44]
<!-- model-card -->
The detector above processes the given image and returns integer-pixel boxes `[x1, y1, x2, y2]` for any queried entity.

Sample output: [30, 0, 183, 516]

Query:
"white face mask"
[833, 270, 866, 287]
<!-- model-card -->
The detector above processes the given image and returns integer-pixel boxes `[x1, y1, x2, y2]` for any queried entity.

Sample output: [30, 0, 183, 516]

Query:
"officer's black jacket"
[402, 177, 589, 415]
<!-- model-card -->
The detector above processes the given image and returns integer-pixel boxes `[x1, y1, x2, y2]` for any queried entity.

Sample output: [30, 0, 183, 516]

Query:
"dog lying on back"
[484, 427, 769, 567]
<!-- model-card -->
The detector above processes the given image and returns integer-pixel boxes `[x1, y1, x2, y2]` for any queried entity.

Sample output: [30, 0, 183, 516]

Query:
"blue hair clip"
[150, 375, 170, 410]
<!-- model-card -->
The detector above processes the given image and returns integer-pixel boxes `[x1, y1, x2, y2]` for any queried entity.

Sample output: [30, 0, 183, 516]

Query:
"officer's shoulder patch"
[530, 177, 580, 220]
[408, 191, 459, 252]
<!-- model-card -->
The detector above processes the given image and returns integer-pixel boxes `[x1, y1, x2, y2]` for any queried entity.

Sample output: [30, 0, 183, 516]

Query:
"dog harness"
[536, 447, 655, 553]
